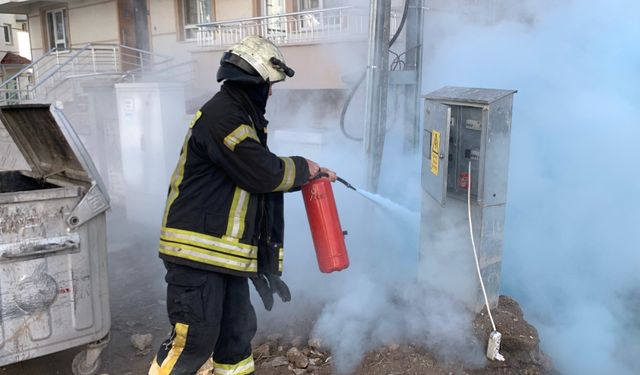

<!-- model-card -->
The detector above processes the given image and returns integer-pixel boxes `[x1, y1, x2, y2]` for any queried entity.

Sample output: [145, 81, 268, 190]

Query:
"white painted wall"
[24, 0, 361, 90]
[152, 34, 194, 63]
[215, 0, 254, 20]
[27, 12, 43, 58]
[17, 31, 30, 59]
[0, 14, 29, 56]
[149, 0, 254, 62]
[27, 0, 118, 59]
[68, 0, 119, 46]
[150, 0, 177, 36]
[149, 0, 189, 61]
[190, 40, 367, 91]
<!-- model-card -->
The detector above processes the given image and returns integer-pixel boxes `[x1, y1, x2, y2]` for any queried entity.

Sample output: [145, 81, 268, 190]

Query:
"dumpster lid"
[0, 104, 107, 192]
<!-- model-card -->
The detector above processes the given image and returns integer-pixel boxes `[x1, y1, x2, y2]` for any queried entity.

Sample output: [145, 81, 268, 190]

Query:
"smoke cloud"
[263, 1, 639, 374]
[422, 1, 640, 374]
[34, 0, 634, 373]
[268, 129, 486, 374]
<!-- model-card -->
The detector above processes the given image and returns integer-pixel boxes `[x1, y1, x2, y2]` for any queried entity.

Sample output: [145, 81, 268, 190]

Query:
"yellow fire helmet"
[221, 35, 295, 83]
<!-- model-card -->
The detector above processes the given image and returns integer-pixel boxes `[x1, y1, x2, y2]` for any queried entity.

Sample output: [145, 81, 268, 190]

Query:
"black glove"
[250, 274, 273, 311]
[267, 273, 291, 302]
[250, 273, 291, 311]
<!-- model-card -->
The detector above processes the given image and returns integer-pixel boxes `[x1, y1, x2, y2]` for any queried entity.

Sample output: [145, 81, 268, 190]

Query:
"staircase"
[0, 44, 194, 208]
[0, 44, 184, 105]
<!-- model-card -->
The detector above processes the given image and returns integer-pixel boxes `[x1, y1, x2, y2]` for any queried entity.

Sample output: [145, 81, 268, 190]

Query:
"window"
[4, 80, 18, 104]
[297, 0, 337, 31]
[2, 24, 12, 45]
[181, 0, 213, 40]
[265, 0, 286, 15]
[46, 8, 68, 50]
[263, 0, 286, 34]
[299, 0, 322, 11]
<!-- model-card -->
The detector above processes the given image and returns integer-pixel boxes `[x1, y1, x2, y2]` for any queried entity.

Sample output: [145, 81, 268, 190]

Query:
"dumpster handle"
[1, 240, 79, 260]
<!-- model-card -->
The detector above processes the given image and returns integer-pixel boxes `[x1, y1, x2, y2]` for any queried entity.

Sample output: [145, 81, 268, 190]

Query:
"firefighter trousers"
[149, 261, 257, 375]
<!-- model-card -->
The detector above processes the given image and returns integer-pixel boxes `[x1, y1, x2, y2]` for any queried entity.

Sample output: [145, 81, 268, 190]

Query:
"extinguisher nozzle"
[336, 176, 357, 191]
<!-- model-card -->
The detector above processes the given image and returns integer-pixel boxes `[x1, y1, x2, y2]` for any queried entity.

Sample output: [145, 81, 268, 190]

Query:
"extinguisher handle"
[310, 171, 330, 181]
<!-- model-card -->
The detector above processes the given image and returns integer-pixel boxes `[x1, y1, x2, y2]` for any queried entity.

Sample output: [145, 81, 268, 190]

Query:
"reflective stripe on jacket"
[159, 82, 309, 277]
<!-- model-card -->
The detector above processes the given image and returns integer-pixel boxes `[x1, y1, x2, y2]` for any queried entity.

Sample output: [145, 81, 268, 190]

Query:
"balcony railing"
[196, 6, 397, 48]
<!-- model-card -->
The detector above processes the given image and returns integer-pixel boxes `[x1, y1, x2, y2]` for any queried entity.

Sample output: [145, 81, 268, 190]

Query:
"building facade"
[0, 0, 377, 94]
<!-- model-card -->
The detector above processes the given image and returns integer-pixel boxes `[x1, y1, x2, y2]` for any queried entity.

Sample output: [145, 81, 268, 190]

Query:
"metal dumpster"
[0, 104, 110, 375]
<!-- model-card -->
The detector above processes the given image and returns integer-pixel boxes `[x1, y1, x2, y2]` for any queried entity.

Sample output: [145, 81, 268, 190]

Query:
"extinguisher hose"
[336, 176, 357, 191]
[309, 172, 357, 192]
[467, 161, 497, 332]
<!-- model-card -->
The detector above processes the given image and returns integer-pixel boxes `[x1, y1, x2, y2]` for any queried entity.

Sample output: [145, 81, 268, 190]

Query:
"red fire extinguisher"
[302, 176, 349, 273]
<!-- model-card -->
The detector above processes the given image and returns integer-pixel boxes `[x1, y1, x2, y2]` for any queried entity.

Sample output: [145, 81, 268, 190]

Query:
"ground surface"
[0, 212, 555, 375]
[251, 295, 555, 375]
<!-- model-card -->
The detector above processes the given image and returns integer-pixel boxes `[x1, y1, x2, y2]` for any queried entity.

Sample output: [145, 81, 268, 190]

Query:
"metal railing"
[0, 44, 174, 105]
[196, 6, 396, 48]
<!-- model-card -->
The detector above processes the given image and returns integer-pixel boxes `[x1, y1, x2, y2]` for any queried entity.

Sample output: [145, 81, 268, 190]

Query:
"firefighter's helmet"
[220, 35, 295, 83]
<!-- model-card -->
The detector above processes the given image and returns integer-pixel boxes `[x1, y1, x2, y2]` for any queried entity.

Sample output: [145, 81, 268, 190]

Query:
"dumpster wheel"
[72, 332, 110, 375]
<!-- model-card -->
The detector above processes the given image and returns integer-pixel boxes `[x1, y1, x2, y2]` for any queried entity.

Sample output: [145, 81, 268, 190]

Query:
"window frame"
[177, 0, 215, 41]
[2, 24, 12, 45]
[44, 7, 69, 51]
[264, 0, 287, 16]
[297, 0, 336, 31]
[298, 0, 323, 11]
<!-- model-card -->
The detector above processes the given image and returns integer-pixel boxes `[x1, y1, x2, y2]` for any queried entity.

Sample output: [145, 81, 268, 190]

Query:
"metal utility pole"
[363, 0, 391, 193]
[403, 0, 424, 153]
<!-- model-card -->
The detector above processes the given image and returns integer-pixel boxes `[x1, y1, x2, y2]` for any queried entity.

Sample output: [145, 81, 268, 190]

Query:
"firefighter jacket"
[158, 82, 310, 277]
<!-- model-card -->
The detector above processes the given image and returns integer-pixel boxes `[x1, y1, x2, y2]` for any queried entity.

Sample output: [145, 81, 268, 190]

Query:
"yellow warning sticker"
[430, 130, 440, 175]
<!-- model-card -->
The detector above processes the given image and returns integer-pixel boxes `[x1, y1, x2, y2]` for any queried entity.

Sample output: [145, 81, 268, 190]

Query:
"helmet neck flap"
[219, 63, 270, 116]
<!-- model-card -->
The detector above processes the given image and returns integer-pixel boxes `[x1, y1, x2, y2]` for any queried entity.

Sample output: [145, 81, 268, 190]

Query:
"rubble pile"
[253, 296, 557, 375]
[472, 296, 556, 375]
[253, 335, 332, 374]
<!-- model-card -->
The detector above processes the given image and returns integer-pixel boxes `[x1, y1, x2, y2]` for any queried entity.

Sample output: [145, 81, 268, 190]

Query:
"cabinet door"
[422, 101, 450, 206]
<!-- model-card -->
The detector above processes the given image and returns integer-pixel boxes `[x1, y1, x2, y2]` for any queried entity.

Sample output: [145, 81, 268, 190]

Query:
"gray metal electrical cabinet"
[419, 87, 516, 312]
[0, 104, 110, 374]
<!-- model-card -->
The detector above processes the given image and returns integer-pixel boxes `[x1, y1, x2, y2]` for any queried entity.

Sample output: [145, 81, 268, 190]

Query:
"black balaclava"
[217, 62, 270, 115]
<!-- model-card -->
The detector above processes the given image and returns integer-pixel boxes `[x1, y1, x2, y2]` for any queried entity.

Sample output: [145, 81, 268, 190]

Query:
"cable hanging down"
[339, 0, 411, 141]
[467, 161, 505, 361]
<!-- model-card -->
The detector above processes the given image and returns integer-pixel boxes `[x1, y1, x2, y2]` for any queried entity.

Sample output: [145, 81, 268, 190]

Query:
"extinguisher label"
[309, 187, 322, 201]
[459, 172, 469, 189]
[430, 130, 441, 176]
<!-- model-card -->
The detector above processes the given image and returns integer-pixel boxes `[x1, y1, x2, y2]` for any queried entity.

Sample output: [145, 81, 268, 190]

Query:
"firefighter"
[149, 35, 336, 375]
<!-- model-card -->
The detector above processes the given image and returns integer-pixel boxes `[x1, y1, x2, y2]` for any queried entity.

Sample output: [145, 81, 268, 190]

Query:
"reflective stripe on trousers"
[149, 262, 257, 375]
[213, 355, 255, 375]
[148, 323, 189, 375]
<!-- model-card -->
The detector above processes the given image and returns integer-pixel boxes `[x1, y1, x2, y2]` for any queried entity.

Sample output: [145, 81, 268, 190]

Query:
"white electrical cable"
[467, 161, 497, 332]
